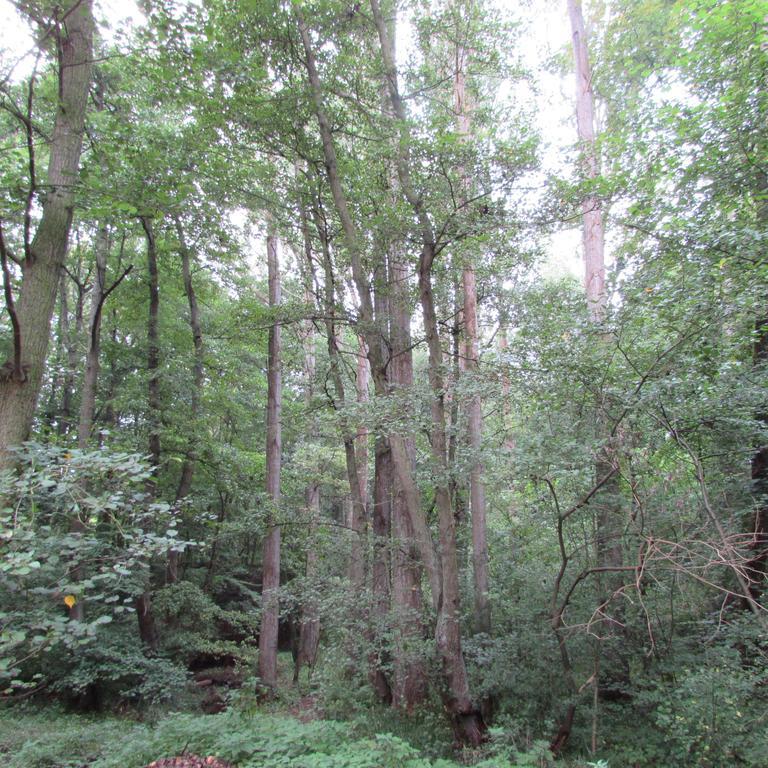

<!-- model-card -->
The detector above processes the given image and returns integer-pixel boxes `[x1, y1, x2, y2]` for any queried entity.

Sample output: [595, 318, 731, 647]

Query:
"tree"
[0, 0, 94, 461]
[258, 231, 283, 694]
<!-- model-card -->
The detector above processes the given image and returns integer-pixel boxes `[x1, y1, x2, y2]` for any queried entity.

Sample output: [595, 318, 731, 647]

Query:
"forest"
[0, 0, 766, 766]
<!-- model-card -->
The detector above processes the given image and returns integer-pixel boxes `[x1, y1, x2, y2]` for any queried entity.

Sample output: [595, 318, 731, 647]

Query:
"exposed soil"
[144, 756, 233, 768]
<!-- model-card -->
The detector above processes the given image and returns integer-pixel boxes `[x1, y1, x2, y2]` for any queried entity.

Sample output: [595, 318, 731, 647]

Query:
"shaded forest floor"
[0, 706, 568, 768]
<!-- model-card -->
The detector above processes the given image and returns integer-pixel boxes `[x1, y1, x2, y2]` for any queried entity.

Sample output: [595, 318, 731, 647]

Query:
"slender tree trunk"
[258, 232, 282, 694]
[347, 337, 369, 588]
[567, 0, 626, 736]
[174, 216, 204, 501]
[168, 217, 205, 583]
[745, 170, 768, 605]
[137, 215, 160, 652]
[142, 217, 161, 481]
[59, 257, 87, 437]
[389, 250, 427, 709]
[296, 481, 321, 681]
[57, 273, 72, 435]
[0, 1, 94, 463]
[362, 258, 394, 702]
[567, 0, 606, 323]
[307, 190, 368, 589]
[453, 23, 491, 634]
[77, 225, 110, 448]
[294, 164, 322, 683]
[371, 434, 394, 702]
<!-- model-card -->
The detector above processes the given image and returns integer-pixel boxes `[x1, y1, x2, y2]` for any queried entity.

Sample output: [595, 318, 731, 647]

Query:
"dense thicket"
[1, 0, 766, 765]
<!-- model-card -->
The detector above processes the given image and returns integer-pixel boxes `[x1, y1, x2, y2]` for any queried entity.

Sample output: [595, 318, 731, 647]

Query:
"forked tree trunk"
[258, 232, 282, 694]
[0, 1, 94, 463]
[297, 1, 483, 741]
[76, 225, 125, 449]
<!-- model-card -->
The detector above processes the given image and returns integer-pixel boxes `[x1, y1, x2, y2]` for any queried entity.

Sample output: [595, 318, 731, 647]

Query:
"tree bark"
[258, 231, 282, 694]
[141, 217, 161, 480]
[389, 249, 427, 709]
[453, 17, 491, 635]
[0, 1, 94, 463]
[137, 216, 160, 651]
[77, 225, 110, 448]
[347, 336, 369, 588]
[745, 169, 768, 605]
[167, 216, 205, 583]
[296, 481, 321, 680]
[567, 0, 606, 323]
[294, 164, 322, 682]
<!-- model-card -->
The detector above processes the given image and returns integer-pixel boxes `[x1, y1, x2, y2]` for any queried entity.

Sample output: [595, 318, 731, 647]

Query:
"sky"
[0, 0, 584, 284]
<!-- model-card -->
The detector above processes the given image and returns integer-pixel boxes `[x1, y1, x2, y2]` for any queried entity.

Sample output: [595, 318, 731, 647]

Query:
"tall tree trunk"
[369, 0, 484, 743]
[371, 434, 394, 702]
[746, 170, 768, 605]
[258, 231, 282, 694]
[307, 188, 368, 591]
[567, 0, 626, 734]
[296, 481, 321, 681]
[294, 164, 322, 683]
[59, 256, 87, 437]
[142, 217, 161, 482]
[173, 216, 204, 502]
[137, 215, 160, 652]
[367, 264, 393, 703]
[168, 216, 205, 584]
[453, 17, 491, 635]
[0, 1, 94, 463]
[389, 250, 427, 709]
[347, 337, 369, 588]
[77, 225, 113, 448]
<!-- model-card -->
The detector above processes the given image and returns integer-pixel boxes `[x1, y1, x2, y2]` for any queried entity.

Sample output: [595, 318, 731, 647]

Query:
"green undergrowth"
[0, 706, 604, 768]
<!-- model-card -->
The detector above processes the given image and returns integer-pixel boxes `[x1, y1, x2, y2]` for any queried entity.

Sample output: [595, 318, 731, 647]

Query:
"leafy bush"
[0, 444, 187, 703]
[154, 581, 259, 668]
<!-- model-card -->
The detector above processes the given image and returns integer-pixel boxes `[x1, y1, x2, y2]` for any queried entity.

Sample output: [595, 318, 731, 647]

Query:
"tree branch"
[0, 222, 24, 380]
